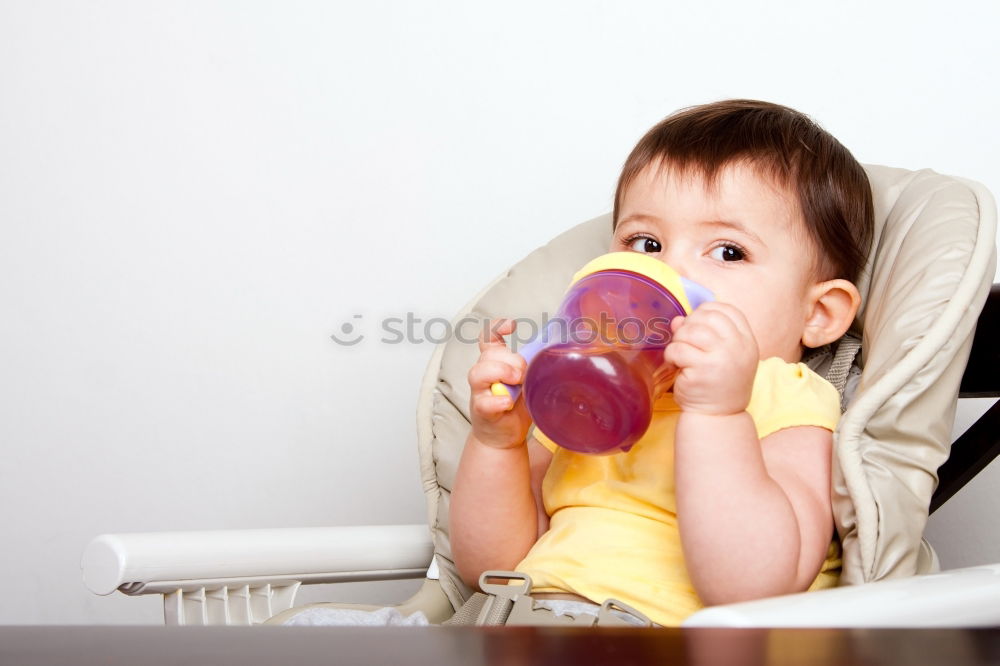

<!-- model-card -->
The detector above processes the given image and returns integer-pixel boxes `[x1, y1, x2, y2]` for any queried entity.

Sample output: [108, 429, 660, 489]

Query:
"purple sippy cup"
[492, 252, 712, 455]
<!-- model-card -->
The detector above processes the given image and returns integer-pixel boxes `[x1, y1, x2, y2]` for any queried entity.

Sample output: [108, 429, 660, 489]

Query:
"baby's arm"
[675, 415, 833, 604]
[666, 303, 834, 605]
[450, 319, 552, 589]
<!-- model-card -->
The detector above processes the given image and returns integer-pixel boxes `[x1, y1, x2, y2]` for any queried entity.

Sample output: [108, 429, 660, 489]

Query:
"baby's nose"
[660, 251, 690, 278]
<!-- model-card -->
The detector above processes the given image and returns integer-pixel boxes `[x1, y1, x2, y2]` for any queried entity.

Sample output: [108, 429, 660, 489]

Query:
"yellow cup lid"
[571, 252, 694, 314]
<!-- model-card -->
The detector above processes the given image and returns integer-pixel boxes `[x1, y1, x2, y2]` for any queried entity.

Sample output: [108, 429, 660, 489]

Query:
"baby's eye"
[709, 244, 745, 262]
[628, 236, 662, 254]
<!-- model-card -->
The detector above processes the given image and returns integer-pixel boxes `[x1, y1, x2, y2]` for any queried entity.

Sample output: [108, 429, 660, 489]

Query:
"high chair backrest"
[416, 165, 997, 610]
[835, 166, 995, 583]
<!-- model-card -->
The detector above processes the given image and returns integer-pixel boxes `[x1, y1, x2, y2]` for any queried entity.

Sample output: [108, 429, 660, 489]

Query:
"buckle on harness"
[597, 598, 653, 627]
[475, 571, 533, 626]
[474, 571, 654, 627]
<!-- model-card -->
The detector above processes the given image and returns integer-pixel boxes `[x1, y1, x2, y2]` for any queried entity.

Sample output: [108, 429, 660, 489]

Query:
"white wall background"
[1, 1, 998, 624]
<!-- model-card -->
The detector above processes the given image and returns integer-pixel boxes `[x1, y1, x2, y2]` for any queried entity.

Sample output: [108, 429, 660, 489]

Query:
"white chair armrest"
[82, 524, 433, 596]
[682, 563, 1000, 627]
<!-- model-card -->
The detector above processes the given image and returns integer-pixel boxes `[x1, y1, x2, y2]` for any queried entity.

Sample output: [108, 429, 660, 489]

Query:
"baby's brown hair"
[614, 100, 874, 283]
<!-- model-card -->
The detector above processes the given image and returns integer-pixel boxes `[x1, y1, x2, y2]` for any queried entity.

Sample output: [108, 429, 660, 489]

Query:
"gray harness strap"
[443, 571, 653, 627]
[803, 332, 863, 411]
[826, 333, 862, 397]
[442, 592, 493, 626]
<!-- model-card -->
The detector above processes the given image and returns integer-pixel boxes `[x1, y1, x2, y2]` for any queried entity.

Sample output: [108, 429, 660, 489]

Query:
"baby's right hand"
[467, 318, 532, 449]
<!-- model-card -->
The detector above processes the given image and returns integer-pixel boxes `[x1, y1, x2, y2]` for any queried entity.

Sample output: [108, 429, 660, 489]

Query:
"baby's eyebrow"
[699, 220, 764, 245]
[616, 214, 661, 229]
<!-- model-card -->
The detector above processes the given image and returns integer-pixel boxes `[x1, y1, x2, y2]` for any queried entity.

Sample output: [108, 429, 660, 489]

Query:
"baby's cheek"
[747, 308, 799, 360]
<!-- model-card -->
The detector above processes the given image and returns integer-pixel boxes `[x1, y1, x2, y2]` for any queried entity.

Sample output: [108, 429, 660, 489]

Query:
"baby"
[451, 99, 875, 626]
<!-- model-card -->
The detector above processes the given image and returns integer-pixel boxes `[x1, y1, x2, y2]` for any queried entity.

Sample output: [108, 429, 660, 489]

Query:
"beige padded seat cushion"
[416, 165, 997, 609]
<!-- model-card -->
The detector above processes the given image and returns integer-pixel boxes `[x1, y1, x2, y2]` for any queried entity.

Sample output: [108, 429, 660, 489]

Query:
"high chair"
[82, 164, 999, 627]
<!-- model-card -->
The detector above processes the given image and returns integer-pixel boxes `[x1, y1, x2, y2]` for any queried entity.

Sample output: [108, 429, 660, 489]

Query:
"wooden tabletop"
[2, 625, 999, 665]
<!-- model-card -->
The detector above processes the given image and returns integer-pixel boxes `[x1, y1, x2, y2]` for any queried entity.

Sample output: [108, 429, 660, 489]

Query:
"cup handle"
[681, 277, 714, 311]
[488, 327, 552, 410]
[490, 381, 522, 408]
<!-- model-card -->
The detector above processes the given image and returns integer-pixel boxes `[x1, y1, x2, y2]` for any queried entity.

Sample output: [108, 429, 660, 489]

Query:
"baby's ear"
[801, 279, 862, 348]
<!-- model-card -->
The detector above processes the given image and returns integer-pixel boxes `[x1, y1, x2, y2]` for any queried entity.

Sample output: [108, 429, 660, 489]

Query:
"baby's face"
[611, 160, 819, 362]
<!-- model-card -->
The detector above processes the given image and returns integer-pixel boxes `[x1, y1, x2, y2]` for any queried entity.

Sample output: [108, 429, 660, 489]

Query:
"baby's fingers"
[468, 359, 523, 392]
[663, 339, 703, 370]
[478, 345, 529, 376]
[472, 392, 516, 419]
[670, 319, 719, 352]
[479, 317, 517, 351]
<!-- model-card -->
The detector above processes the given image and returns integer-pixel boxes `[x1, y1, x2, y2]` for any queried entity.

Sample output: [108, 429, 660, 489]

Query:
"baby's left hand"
[663, 302, 759, 416]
